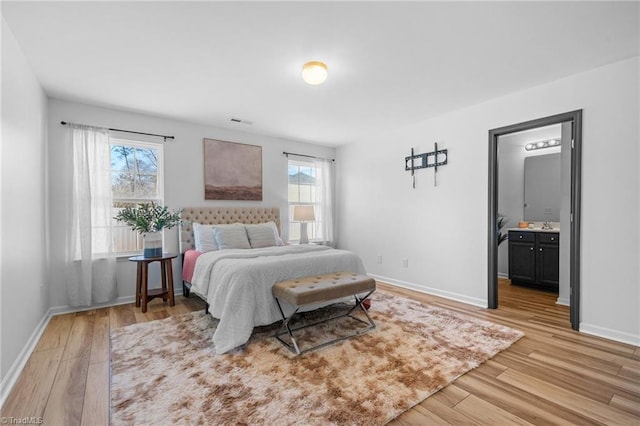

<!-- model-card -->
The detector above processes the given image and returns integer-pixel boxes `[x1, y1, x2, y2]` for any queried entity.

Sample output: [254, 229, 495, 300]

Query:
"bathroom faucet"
[542, 221, 552, 230]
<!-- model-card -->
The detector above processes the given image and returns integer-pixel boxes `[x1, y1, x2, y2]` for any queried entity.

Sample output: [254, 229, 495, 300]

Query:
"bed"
[179, 207, 367, 354]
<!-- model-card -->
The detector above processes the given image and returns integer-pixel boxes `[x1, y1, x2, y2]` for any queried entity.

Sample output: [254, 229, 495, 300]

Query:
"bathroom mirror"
[523, 153, 561, 221]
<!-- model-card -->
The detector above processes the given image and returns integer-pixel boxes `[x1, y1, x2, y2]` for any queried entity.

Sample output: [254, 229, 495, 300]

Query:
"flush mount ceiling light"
[525, 139, 561, 151]
[301, 61, 328, 85]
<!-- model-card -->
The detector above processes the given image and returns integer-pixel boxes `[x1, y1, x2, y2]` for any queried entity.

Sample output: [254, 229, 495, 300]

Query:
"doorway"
[488, 110, 582, 330]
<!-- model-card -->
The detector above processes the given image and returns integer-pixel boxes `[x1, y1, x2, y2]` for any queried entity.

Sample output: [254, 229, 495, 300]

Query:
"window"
[110, 138, 164, 253]
[288, 159, 317, 241]
[288, 157, 334, 243]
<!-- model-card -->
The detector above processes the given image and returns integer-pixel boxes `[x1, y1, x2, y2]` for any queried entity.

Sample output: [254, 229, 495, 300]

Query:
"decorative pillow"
[192, 223, 218, 252]
[213, 224, 251, 250]
[245, 222, 283, 248]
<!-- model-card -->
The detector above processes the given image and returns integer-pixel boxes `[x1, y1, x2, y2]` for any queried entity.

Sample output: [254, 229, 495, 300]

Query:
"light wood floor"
[2, 279, 639, 425]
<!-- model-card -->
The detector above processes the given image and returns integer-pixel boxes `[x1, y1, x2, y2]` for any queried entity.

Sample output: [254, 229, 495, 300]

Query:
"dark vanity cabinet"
[508, 230, 559, 291]
[508, 231, 536, 282]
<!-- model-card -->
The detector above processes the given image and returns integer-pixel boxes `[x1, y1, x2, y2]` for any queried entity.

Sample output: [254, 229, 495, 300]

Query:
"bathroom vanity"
[508, 229, 559, 291]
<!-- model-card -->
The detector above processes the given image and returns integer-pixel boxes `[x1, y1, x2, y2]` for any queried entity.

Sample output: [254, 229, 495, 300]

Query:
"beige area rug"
[111, 292, 523, 425]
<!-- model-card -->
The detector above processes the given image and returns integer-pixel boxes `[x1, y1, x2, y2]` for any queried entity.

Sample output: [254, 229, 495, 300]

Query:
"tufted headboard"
[179, 207, 281, 253]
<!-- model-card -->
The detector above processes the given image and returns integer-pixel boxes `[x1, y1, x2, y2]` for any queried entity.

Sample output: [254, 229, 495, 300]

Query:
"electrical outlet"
[402, 258, 409, 268]
[376, 255, 382, 264]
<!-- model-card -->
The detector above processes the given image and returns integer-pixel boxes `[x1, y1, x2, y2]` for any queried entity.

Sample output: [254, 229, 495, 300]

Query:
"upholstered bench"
[272, 272, 376, 355]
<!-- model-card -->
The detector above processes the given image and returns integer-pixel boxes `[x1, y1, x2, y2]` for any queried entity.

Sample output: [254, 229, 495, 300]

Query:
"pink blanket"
[182, 249, 203, 283]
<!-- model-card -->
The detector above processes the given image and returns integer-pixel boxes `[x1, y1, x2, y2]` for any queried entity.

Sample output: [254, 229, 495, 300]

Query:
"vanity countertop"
[508, 227, 560, 233]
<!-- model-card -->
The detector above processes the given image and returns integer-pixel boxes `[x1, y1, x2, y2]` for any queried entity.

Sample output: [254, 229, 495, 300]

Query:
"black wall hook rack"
[405, 143, 448, 187]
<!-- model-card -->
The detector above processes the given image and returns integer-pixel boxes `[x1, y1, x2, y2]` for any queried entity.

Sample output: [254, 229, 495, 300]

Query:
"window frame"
[287, 158, 322, 243]
[110, 137, 165, 256]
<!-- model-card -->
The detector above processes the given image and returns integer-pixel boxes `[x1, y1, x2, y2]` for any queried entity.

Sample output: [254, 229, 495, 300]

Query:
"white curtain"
[65, 124, 117, 306]
[313, 158, 334, 246]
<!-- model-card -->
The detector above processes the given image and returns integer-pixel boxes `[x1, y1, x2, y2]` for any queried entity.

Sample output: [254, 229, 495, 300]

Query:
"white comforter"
[190, 244, 367, 353]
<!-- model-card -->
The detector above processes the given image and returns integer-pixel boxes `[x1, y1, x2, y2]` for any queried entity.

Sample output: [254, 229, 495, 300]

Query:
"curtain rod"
[283, 151, 335, 162]
[60, 121, 174, 141]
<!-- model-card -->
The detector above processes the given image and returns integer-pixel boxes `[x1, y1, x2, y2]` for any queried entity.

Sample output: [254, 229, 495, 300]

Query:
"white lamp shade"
[301, 61, 328, 85]
[293, 205, 315, 222]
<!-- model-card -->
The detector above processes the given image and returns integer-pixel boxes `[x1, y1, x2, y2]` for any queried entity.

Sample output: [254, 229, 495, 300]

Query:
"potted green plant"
[114, 202, 182, 257]
[497, 213, 509, 246]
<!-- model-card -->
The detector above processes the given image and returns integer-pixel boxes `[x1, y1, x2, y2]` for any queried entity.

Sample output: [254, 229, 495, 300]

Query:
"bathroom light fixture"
[301, 61, 328, 85]
[525, 138, 561, 151]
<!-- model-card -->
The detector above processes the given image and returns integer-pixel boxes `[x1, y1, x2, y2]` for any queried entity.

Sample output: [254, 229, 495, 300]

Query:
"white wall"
[47, 99, 335, 308]
[1, 18, 49, 380]
[337, 57, 640, 345]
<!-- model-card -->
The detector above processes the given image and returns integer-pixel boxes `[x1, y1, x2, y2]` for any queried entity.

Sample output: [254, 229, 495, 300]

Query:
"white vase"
[143, 231, 162, 258]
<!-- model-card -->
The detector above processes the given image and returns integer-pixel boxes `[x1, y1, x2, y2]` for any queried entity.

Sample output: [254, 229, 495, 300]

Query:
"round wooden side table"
[128, 253, 178, 313]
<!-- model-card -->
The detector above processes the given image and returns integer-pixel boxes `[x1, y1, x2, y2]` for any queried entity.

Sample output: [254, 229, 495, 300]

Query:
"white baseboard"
[556, 297, 570, 306]
[580, 323, 640, 347]
[48, 288, 184, 316]
[49, 296, 135, 316]
[372, 275, 640, 347]
[1, 287, 185, 409]
[370, 274, 487, 308]
[0, 309, 51, 410]
[497, 272, 509, 279]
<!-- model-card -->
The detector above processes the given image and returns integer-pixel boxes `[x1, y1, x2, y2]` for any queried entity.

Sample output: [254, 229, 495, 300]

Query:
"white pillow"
[213, 224, 251, 250]
[245, 222, 283, 248]
[192, 223, 218, 252]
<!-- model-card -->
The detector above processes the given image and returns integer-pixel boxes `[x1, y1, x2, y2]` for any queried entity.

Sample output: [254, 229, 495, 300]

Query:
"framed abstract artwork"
[203, 138, 262, 200]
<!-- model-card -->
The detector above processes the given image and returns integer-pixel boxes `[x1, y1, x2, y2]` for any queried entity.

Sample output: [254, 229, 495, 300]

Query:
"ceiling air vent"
[230, 117, 253, 125]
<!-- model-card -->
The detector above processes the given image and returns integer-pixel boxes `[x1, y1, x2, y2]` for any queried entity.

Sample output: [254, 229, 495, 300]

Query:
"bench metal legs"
[274, 290, 376, 355]
[275, 304, 302, 354]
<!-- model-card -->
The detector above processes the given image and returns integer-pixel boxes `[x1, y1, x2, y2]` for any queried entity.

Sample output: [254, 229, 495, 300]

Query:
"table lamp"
[293, 205, 315, 244]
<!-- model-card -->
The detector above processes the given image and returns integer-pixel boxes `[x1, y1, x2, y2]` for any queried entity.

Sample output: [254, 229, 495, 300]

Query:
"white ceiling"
[2, 2, 638, 146]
